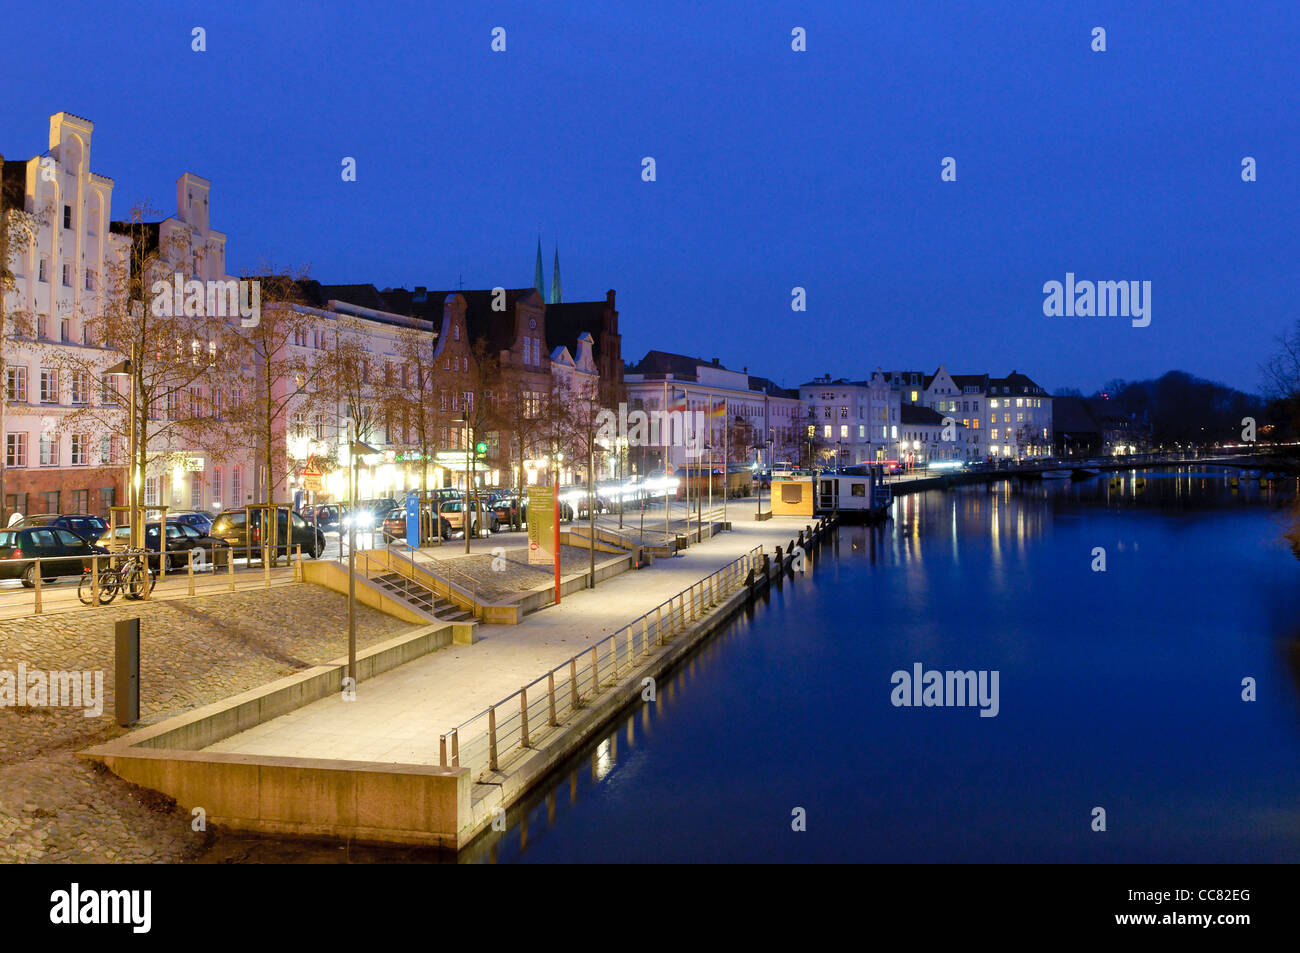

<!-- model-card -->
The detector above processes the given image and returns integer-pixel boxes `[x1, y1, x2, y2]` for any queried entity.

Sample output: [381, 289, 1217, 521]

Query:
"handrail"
[439, 545, 763, 775]
[378, 541, 481, 608]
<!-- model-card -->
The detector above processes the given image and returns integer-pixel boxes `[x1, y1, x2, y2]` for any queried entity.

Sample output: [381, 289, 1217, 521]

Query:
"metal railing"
[2, 541, 308, 617]
[438, 545, 763, 778]
[351, 541, 481, 610]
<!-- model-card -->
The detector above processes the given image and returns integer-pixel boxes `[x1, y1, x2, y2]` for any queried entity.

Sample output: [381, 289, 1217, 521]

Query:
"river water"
[461, 468, 1300, 863]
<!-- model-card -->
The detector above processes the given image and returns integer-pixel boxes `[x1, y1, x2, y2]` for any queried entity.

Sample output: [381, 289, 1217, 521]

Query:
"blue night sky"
[3, 0, 1296, 395]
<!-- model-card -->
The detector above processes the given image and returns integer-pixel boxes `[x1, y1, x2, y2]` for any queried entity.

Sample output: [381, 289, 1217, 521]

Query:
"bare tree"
[0, 185, 45, 525]
[1263, 319, 1300, 444]
[217, 270, 319, 517]
[558, 373, 617, 585]
[61, 204, 223, 536]
[459, 337, 502, 552]
[384, 325, 441, 495]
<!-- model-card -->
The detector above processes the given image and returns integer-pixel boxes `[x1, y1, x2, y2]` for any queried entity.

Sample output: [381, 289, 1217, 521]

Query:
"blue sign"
[405, 491, 420, 548]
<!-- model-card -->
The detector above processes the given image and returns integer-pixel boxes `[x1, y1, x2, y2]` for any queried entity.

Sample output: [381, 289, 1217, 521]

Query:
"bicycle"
[77, 548, 157, 606]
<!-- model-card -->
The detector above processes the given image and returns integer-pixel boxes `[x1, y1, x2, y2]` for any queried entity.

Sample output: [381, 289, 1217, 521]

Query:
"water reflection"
[197, 467, 1300, 864]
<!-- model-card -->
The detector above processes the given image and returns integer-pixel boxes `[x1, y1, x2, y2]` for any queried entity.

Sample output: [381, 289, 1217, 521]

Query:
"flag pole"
[663, 381, 669, 544]
[722, 399, 728, 525]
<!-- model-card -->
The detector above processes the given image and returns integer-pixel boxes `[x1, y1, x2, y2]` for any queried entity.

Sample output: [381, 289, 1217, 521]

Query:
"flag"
[668, 390, 687, 414]
[710, 397, 726, 419]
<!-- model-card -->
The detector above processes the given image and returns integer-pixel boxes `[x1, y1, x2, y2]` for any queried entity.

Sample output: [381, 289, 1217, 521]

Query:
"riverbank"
[80, 512, 836, 851]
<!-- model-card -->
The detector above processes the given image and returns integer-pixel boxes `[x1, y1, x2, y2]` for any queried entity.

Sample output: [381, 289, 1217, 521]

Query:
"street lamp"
[104, 357, 140, 550]
[347, 433, 379, 685]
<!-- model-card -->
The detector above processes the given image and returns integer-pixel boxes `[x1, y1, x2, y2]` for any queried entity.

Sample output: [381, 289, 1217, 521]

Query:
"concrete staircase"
[371, 571, 476, 624]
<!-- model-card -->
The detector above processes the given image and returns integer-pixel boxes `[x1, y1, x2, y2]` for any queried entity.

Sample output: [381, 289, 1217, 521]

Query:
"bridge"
[879, 448, 1300, 494]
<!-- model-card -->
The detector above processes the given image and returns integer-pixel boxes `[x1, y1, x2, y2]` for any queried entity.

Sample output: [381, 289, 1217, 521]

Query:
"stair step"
[368, 570, 475, 623]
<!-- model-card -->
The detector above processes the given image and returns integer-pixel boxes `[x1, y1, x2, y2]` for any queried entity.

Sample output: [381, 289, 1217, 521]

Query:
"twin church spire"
[534, 235, 562, 304]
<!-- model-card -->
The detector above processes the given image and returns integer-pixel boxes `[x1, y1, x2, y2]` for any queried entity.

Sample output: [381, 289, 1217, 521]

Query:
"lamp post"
[347, 432, 378, 685]
[104, 350, 140, 550]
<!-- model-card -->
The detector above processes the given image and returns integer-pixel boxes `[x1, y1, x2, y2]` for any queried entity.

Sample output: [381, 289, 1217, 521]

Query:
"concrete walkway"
[203, 512, 813, 765]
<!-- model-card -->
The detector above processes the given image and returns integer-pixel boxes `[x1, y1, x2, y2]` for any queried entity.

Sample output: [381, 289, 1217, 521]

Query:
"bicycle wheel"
[123, 563, 156, 600]
[78, 571, 119, 605]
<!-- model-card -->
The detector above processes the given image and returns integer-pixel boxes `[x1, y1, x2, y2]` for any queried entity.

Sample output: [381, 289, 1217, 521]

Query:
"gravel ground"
[0, 585, 416, 863]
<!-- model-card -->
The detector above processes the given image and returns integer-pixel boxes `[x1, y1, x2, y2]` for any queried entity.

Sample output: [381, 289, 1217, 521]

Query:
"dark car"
[96, 521, 233, 570]
[380, 507, 406, 541]
[490, 495, 526, 528]
[166, 510, 216, 535]
[209, 508, 325, 561]
[0, 526, 108, 587]
[301, 503, 343, 536]
[12, 513, 109, 542]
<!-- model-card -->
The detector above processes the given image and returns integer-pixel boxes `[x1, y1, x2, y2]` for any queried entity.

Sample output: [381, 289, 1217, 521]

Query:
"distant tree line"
[1057, 364, 1294, 448]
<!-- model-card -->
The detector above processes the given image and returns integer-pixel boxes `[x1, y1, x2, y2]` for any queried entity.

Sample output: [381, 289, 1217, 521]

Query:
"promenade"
[203, 511, 810, 766]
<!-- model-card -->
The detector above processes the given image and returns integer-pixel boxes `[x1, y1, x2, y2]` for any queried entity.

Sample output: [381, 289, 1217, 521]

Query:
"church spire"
[534, 235, 545, 299]
[550, 244, 562, 304]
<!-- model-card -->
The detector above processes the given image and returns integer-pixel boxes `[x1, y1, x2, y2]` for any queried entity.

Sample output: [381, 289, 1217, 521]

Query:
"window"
[70, 434, 88, 466]
[231, 465, 242, 504]
[40, 367, 58, 403]
[71, 371, 90, 404]
[40, 492, 60, 514]
[38, 258, 48, 283]
[212, 466, 223, 504]
[62, 262, 72, 287]
[144, 476, 161, 507]
[71, 489, 89, 515]
[6, 493, 28, 516]
[99, 487, 115, 514]
[40, 434, 59, 467]
[992, 429, 999, 440]
[85, 269, 96, 291]
[858, 425, 865, 438]
[840, 425, 848, 439]
[6, 367, 27, 402]
[63, 204, 72, 229]
[823, 425, 832, 439]
[191, 475, 203, 510]
[6, 433, 27, 468]
[59, 316, 71, 341]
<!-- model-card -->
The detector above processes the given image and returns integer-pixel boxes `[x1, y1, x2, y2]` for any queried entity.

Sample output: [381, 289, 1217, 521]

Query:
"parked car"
[490, 495, 525, 527]
[0, 526, 108, 587]
[96, 520, 233, 570]
[301, 503, 343, 536]
[166, 510, 216, 535]
[437, 500, 499, 537]
[209, 508, 326, 560]
[341, 499, 393, 532]
[380, 507, 406, 541]
[12, 513, 109, 542]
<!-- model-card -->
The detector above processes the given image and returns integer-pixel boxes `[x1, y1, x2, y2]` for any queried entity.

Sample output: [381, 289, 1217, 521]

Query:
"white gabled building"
[1, 112, 131, 520]
[921, 366, 1053, 460]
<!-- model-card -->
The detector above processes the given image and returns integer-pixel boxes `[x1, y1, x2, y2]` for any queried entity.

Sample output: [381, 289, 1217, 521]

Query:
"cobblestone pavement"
[0, 584, 416, 863]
